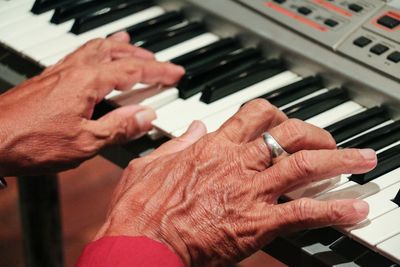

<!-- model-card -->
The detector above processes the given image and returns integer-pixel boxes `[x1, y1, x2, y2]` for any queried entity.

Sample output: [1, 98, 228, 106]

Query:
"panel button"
[348, 4, 363, 12]
[370, 44, 389, 55]
[387, 51, 400, 63]
[298, 7, 312, 15]
[324, 19, 338, 27]
[353, 36, 372, 47]
[377, 15, 400, 29]
[273, 0, 286, 4]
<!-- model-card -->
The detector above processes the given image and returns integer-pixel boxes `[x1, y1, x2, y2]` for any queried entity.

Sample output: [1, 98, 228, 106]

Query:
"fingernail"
[187, 120, 201, 133]
[359, 149, 376, 161]
[353, 200, 369, 216]
[170, 64, 185, 74]
[135, 108, 156, 131]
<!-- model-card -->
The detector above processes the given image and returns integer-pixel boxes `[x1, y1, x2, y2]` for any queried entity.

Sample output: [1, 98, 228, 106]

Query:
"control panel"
[235, 0, 385, 48]
[338, 6, 400, 78]
[235, 0, 399, 80]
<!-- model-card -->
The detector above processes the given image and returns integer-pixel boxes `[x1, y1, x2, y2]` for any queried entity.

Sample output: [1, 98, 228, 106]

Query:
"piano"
[0, 0, 400, 266]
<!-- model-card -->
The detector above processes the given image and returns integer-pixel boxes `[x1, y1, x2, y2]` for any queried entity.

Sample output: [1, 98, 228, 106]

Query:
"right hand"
[95, 99, 377, 266]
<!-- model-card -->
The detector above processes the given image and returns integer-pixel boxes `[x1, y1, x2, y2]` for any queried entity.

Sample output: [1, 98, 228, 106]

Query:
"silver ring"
[263, 132, 290, 164]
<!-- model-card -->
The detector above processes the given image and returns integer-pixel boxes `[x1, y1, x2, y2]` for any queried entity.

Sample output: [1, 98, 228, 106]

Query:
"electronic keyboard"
[0, 0, 399, 266]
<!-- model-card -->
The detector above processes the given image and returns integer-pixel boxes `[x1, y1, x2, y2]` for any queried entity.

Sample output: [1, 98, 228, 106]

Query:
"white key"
[155, 33, 220, 62]
[40, 46, 76, 66]
[377, 233, 400, 263]
[0, 0, 30, 13]
[347, 182, 400, 229]
[0, 2, 32, 28]
[10, 20, 75, 51]
[0, 10, 54, 41]
[317, 167, 400, 201]
[350, 208, 400, 246]
[24, 6, 165, 61]
[285, 175, 350, 200]
[305, 101, 364, 128]
[154, 71, 299, 135]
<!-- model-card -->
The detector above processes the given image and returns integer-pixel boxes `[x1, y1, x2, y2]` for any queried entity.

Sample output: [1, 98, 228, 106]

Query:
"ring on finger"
[263, 132, 290, 164]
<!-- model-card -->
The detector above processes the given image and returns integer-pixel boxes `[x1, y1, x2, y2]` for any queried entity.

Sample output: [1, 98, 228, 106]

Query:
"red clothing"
[76, 236, 185, 267]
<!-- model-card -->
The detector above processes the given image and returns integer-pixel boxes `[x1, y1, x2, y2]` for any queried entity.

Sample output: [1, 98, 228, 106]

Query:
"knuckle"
[293, 198, 313, 222]
[283, 119, 306, 144]
[246, 98, 274, 113]
[292, 150, 315, 177]
[327, 201, 344, 222]
[85, 38, 105, 49]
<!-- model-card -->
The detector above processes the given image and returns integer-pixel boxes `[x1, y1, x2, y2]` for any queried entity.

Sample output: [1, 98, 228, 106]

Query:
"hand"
[0, 32, 185, 176]
[95, 99, 377, 266]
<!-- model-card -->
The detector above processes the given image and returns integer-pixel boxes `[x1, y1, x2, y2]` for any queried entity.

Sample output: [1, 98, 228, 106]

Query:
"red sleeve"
[76, 236, 185, 267]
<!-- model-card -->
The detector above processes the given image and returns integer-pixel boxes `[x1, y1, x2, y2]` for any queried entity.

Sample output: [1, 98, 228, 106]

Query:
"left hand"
[0, 32, 185, 176]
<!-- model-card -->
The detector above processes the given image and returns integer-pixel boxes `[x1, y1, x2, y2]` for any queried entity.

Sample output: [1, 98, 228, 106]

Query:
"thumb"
[147, 120, 207, 160]
[89, 105, 156, 146]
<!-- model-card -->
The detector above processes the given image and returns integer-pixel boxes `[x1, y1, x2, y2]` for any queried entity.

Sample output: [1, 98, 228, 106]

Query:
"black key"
[171, 38, 241, 70]
[201, 59, 286, 104]
[70, 0, 152, 35]
[340, 121, 400, 151]
[355, 251, 399, 267]
[329, 237, 368, 261]
[134, 22, 206, 53]
[350, 144, 400, 184]
[259, 76, 323, 107]
[325, 106, 389, 143]
[52, 0, 119, 24]
[393, 188, 400, 206]
[31, 0, 74, 14]
[178, 48, 262, 99]
[282, 88, 348, 120]
[119, 11, 185, 41]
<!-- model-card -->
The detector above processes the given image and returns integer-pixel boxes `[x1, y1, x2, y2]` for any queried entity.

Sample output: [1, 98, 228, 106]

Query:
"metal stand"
[17, 175, 64, 267]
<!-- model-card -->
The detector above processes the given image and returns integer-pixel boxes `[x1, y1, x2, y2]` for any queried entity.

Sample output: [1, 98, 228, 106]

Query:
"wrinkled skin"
[0, 32, 184, 176]
[96, 100, 377, 266]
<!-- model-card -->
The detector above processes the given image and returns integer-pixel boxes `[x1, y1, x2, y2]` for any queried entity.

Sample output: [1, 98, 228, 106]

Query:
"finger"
[147, 120, 207, 160]
[266, 198, 369, 233]
[94, 58, 185, 100]
[255, 148, 377, 197]
[216, 99, 287, 144]
[62, 38, 155, 66]
[108, 31, 131, 43]
[242, 119, 336, 170]
[85, 105, 156, 146]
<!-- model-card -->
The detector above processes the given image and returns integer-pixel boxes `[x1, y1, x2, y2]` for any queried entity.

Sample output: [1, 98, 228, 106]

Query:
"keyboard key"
[170, 38, 241, 70]
[135, 22, 206, 52]
[351, 208, 400, 247]
[283, 88, 348, 120]
[260, 75, 323, 107]
[325, 106, 389, 143]
[377, 233, 400, 263]
[122, 11, 185, 41]
[350, 145, 400, 185]
[200, 59, 285, 104]
[339, 120, 400, 151]
[51, 0, 118, 24]
[70, 0, 152, 34]
[177, 48, 262, 99]
[32, 0, 74, 14]
[387, 51, 400, 63]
